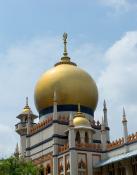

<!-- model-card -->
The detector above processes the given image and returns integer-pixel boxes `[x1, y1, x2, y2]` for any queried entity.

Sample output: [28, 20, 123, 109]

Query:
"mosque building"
[15, 33, 137, 175]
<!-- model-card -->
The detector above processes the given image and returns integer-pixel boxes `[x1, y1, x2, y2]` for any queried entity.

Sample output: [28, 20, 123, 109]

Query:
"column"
[53, 137, 58, 175]
[69, 128, 78, 175]
[87, 153, 93, 175]
[80, 130, 85, 144]
[88, 130, 92, 144]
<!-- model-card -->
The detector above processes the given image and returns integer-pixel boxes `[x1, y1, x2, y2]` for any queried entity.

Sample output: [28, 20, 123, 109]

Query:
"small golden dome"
[34, 34, 98, 115]
[21, 97, 32, 114]
[73, 112, 90, 127]
[22, 106, 32, 114]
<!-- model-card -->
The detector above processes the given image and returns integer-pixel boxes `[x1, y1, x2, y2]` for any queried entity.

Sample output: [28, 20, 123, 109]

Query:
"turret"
[14, 143, 19, 158]
[68, 113, 78, 175]
[122, 107, 128, 144]
[103, 100, 110, 142]
[68, 105, 95, 175]
[101, 116, 107, 152]
[15, 97, 38, 157]
[52, 91, 59, 175]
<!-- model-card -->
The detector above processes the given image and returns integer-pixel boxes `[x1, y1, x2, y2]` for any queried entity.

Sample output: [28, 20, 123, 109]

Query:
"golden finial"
[54, 33, 77, 66]
[63, 33, 68, 56]
[26, 97, 28, 106]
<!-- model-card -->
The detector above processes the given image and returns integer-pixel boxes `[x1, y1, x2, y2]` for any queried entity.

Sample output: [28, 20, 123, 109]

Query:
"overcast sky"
[0, 0, 137, 157]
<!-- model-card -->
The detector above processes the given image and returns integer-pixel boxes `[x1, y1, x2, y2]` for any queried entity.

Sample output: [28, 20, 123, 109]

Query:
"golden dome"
[34, 34, 98, 115]
[21, 97, 32, 114]
[73, 112, 90, 127]
[22, 106, 32, 114]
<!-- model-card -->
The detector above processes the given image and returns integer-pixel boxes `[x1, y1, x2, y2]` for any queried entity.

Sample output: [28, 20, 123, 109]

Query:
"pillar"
[80, 130, 85, 144]
[53, 137, 58, 175]
[69, 127, 78, 175]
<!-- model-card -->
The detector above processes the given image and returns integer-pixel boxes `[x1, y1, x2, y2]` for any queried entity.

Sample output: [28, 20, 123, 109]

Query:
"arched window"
[75, 131, 81, 144]
[39, 165, 44, 175]
[46, 164, 51, 175]
[85, 132, 89, 143]
[78, 159, 86, 169]
[40, 169, 44, 175]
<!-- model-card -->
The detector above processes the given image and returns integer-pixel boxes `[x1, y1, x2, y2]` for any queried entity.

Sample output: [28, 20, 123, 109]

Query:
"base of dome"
[39, 104, 94, 118]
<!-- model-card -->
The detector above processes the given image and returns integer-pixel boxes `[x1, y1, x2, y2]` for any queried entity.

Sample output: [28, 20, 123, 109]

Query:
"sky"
[0, 0, 137, 157]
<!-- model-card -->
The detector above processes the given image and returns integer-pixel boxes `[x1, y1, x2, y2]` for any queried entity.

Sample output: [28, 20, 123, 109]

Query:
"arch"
[78, 159, 86, 169]
[40, 169, 44, 175]
[39, 165, 44, 175]
[75, 131, 81, 144]
[46, 163, 51, 175]
[85, 132, 89, 143]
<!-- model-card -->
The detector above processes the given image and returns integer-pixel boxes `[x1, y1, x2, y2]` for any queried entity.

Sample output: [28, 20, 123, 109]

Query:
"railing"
[107, 138, 124, 150]
[107, 132, 137, 150]
[128, 132, 137, 143]
[76, 143, 101, 151]
[30, 116, 53, 135]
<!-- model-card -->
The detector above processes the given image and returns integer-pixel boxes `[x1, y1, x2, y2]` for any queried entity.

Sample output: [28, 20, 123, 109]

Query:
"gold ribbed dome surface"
[73, 112, 91, 127]
[34, 63, 98, 113]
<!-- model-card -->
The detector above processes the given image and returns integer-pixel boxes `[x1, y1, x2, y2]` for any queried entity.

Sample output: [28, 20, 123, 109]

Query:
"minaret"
[103, 100, 110, 142]
[26, 112, 31, 158]
[15, 97, 37, 158]
[14, 143, 19, 158]
[101, 116, 107, 152]
[52, 91, 58, 175]
[68, 113, 78, 175]
[122, 107, 128, 144]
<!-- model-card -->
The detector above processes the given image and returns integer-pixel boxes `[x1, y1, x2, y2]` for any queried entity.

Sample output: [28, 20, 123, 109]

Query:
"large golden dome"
[34, 33, 98, 116]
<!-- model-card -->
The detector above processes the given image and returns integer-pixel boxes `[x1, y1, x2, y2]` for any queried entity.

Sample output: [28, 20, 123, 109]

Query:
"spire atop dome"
[26, 96, 28, 106]
[54, 33, 77, 66]
[63, 32, 68, 57]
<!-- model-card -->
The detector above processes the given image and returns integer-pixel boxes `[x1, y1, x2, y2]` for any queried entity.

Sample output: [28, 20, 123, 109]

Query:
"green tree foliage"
[0, 156, 41, 175]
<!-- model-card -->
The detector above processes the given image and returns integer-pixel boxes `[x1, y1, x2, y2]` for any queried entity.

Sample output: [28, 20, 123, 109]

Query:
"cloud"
[98, 31, 137, 139]
[99, 0, 137, 12]
[0, 36, 61, 157]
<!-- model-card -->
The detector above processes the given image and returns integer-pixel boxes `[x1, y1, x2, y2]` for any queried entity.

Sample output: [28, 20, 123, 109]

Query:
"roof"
[95, 149, 137, 168]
